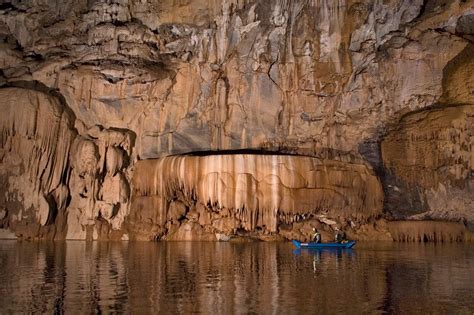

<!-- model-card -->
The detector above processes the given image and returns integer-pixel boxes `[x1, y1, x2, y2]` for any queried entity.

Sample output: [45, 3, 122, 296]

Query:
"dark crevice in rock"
[413, 0, 428, 21]
[25, 52, 44, 62]
[44, 194, 58, 226]
[168, 148, 314, 157]
[0, 1, 26, 12]
[164, 148, 367, 164]
[414, 0, 451, 20]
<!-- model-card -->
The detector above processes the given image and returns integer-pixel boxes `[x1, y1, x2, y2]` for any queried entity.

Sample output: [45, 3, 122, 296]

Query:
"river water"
[0, 241, 473, 314]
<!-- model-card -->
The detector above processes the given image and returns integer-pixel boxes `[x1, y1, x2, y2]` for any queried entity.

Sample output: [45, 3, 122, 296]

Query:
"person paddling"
[334, 227, 346, 243]
[312, 228, 321, 243]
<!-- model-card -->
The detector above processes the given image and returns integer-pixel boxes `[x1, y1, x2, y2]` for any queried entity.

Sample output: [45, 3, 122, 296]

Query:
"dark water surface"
[0, 241, 473, 314]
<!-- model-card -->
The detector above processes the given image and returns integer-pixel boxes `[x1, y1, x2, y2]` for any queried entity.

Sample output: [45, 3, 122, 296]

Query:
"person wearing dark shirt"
[312, 228, 321, 243]
[334, 227, 346, 243]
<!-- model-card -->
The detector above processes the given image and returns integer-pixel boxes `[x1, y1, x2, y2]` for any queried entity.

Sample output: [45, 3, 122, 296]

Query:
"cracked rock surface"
[0, 0, 473, 241]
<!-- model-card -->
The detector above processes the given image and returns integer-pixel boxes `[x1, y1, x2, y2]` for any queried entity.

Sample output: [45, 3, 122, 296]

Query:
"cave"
[0, 0, 473, 242]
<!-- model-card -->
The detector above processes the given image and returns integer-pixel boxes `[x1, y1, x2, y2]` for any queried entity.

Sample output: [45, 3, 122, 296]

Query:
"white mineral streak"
[133, 154, 383, 232]
[312, 0, 346, 70]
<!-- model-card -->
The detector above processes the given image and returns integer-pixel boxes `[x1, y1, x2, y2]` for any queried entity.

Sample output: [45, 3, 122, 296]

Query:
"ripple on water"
[0, 241, 473, 313]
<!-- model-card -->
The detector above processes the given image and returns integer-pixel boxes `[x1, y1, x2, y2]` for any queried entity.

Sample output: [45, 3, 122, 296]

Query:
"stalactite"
[388, 221, 473, 242]
[132, 154, 383, 232]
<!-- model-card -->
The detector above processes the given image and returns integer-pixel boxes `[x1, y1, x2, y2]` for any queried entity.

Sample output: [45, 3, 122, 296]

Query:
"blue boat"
[292, 240, 356, 249]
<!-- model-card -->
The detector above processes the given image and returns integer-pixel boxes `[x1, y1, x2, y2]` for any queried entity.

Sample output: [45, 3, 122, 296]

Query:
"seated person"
[334, 227, 346, 243]
[312, 228, 321, 243]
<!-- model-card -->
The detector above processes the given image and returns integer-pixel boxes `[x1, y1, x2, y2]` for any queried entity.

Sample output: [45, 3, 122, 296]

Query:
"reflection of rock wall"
[381, 105, 474, 223]
[130, 154, 383, 240]
[2, 242, 474, 313]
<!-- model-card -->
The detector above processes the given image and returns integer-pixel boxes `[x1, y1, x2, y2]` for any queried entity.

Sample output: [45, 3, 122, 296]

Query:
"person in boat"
[334, 227, 346, 243]
[312, 228, 321, 243]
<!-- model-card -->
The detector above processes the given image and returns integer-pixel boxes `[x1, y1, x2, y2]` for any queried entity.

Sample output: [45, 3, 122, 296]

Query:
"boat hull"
[292, 240, 356, 249]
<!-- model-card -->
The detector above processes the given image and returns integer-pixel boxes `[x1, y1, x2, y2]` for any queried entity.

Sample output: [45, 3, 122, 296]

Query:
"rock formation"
[130, 154, 383, 240]
[382, 105, 473, 223]
[0, 0, 473, 241]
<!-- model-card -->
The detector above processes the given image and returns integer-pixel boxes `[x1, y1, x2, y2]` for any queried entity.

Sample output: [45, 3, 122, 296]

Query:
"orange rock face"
[0, 0, 473, 240]
[130, 154, 383, 240]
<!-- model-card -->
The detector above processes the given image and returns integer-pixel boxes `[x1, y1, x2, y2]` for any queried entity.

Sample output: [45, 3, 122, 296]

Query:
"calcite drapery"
[0, 87, 75, 237]
[131, 154, 383, 236]
[0, 87, 134, 240]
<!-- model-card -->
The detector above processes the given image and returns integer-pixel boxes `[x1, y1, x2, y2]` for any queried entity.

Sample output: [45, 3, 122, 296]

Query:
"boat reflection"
[292, 247, 355, 273]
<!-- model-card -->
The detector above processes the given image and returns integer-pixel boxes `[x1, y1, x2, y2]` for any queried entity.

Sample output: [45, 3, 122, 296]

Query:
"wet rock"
[387, 221, 474, 242]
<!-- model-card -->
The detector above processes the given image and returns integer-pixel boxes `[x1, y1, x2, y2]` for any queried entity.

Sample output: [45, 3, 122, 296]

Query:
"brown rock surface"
[0, 0, 473, 240]
[130, 154, 383, 240]
[382, 105, 473, 223]
[0, 87, 75, 239]
[387, 221, 474, 242]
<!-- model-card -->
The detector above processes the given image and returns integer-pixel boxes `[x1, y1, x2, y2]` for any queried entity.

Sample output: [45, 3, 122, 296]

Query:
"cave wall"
[382, 105, 473, 221]
[130, 154, 383, 240]
[0, 87, 75, 238]
[0, 87, 135, 240]
[0, 0, 473, 240]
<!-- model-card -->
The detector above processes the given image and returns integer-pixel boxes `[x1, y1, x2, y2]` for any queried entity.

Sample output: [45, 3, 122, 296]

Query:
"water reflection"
[0, 241, 473, 313]
[292, 248, 355, 273]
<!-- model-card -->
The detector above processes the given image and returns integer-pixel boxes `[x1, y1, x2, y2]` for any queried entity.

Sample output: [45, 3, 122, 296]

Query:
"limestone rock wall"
[65, 127, 134, 240]
[0, 0, 473, 240]
[0, 87, 75, 238]
[0, 87, 134, 240]
[381, 105, 474, 223]
[1, 0, 471, 158]
[381, 43, 474, 225]
[130, 154, 383, 240]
